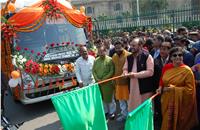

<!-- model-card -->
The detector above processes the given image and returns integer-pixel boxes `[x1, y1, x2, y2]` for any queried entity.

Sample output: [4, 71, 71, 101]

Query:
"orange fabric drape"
[50, 1, 88, 28]
[16, 15, 46, 32]
[8, 7, 44, 28]
[62, 9, 88, 28]
[8, 0, 89, 30]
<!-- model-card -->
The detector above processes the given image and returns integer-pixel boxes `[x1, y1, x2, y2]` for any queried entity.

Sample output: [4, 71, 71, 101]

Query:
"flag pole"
[97, 73, 135, 84]
[97, 75, 124, 84]
[97, 74, 159, 100]
[150, 93, 159, 100]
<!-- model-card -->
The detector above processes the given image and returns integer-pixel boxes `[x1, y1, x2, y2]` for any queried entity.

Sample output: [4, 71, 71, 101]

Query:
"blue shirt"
[183, 49, 194, 67]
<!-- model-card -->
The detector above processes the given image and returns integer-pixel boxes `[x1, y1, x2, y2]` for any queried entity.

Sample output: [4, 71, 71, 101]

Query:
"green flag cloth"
[51, 83, 107, 130]
[125, 99, 154, 130]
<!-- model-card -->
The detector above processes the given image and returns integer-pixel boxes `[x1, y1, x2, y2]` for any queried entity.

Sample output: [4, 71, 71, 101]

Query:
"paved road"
[4, 93, 63, 130]
[4, 92, 124, 130]
[3, 91, 166, 130]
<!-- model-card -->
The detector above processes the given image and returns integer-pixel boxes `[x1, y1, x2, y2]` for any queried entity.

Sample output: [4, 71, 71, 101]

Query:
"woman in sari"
[157, 47, 198, 130]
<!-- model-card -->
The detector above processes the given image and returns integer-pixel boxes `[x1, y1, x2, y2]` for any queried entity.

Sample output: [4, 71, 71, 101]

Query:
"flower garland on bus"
[1, 17, 17, 44]
[41, 0, 62, 20]
[39, 64, 60, 76]
[25, 60, 40, 75]
[12, 45, 75, 77]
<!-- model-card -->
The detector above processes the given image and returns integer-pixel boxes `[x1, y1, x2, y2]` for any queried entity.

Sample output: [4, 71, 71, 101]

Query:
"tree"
[97, 13, 108, 21]
[139, 0, 168, 14]
[122, 11, 131, 18]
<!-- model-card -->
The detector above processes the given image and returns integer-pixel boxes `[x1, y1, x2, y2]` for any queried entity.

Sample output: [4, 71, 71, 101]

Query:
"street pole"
[93, 18, 100, 38]
[136, 0, 140, 21]
[172, 10, 175, 33]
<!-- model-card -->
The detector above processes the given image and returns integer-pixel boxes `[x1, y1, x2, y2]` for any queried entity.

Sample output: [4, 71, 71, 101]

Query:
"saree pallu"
[161, 64, 198, 130]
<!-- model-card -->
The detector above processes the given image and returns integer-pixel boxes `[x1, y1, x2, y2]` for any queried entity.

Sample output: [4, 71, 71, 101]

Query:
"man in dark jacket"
[123, 37, 154, 112]
[174, 36, 194, 67]
[152, 42, 172, 127]
[150, 34, 164, 59]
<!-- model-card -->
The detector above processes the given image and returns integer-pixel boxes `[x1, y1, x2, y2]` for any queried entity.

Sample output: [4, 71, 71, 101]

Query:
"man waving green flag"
[51, 84, 107, 130]
[125, 99, 154, 130]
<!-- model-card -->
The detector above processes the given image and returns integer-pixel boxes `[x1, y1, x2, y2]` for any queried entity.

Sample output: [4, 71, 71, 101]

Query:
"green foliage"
[182, 21, 200, 30]
[97, 14, 108, 21]
[140, 0, 168, 12]
[1, 16, 8, 23]
[116, 16, 123, 23]
[122, 11, 131, 18]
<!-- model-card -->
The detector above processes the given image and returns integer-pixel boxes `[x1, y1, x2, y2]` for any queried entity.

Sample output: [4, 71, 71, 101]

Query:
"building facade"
[72, 0, 193, 18]
[72, 0, 133, 18]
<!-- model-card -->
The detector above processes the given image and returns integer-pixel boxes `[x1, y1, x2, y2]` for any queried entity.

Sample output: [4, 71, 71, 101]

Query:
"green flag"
[51, 83, 108, 130]
[125, 99, 154, 130]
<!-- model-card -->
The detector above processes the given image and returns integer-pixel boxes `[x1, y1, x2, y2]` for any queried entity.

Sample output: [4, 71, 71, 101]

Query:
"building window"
[114, 3, 122, 11]
[86, 6, 93, 14]
[129, 2, 132, 9]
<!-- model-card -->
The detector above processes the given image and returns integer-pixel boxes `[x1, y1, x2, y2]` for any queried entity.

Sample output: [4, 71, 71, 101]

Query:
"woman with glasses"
[157, 47, 199, 130]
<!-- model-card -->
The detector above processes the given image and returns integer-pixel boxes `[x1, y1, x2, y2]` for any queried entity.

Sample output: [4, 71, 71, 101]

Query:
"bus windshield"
[15, 17, 87, 54]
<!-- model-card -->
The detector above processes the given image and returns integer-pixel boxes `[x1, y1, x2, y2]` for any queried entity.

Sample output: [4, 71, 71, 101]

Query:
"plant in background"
[182, 21, 200, 30]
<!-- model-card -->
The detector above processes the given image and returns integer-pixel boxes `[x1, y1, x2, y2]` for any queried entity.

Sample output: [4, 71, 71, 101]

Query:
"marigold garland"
[39, 64, 61, 76]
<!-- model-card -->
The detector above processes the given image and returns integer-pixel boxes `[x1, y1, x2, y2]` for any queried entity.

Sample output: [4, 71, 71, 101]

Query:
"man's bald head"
[79, 46, 88, 60]
[131, 37, 144, 46]
[79, 46, 87, 52]
[129, 38, 144, 54]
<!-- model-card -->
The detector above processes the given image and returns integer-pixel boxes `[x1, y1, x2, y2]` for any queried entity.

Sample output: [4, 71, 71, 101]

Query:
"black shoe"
[105, 113, 109, 119]
[108, 113, 115, 120]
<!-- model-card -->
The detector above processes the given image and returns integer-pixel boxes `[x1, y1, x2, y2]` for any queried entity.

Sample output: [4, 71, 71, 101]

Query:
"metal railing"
[92, 5, 200, 35]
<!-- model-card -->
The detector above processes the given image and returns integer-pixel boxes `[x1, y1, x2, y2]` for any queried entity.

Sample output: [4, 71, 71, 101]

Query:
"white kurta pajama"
[75, 55, 95, 86]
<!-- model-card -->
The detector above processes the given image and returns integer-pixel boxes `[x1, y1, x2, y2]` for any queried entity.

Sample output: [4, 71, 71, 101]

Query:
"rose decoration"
[25, 60, 39, 75]
[1, 18, 17, 44]
[42, 0, 62, 20]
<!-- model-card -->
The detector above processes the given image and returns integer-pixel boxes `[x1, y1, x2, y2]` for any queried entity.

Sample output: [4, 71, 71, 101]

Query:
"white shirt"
[75, 55, 95, 86]
[153, 49, 160, 59]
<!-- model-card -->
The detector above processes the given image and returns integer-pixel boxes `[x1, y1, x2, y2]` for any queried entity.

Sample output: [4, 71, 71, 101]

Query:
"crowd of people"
[75, 26, 200, 130]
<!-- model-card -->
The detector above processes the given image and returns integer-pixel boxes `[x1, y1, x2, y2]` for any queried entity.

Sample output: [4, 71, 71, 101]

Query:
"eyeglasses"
[172, 53, 183, 57]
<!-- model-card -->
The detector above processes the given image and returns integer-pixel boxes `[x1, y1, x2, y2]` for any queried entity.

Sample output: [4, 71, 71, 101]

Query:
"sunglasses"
[172, 53, 183, 57]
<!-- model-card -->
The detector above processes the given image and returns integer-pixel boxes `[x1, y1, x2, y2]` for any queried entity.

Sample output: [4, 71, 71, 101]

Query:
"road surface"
[4, 92, 124, 130]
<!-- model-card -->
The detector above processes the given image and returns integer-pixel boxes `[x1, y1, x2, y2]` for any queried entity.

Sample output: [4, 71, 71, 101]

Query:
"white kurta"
[123, 55, 154, 112]
[75, 55, 95, 86]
